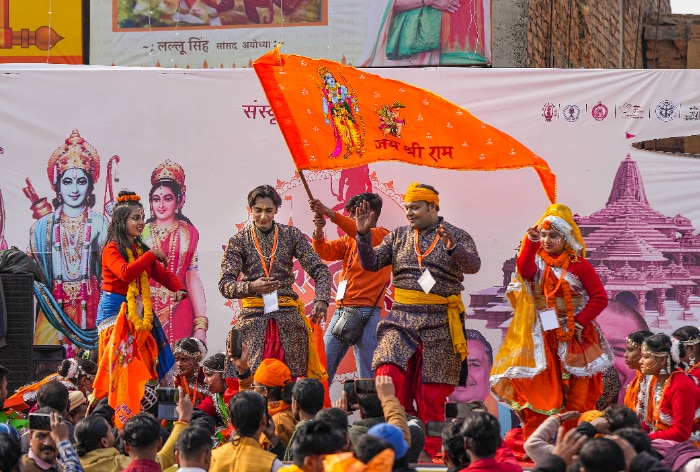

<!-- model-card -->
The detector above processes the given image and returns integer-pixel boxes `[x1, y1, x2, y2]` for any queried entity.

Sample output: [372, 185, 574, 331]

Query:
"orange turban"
[254, 358, 292, 388]
[403, 182, 439, 207]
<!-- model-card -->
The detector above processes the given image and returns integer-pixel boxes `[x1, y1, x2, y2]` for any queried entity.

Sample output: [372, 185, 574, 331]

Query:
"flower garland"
[116, 194, 140, 203]
[125, 247, 154, 332]
[538, 246, 578, 343]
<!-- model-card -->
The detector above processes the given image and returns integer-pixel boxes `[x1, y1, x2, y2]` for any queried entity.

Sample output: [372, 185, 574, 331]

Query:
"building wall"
[491, 0, 672, 68]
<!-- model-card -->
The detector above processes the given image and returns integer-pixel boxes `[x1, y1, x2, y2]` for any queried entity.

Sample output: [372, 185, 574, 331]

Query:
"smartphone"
[354, 378, 376, 395]
[343, 380, 357, 408]
[425, 421, 449, 437]
[228, 328, 243, 359]
[28, 413, 54, 431]
[155, 387, 180, 420]
[444, 401, 484, 419]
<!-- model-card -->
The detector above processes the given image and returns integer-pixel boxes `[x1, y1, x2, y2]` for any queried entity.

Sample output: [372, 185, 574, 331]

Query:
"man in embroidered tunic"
[219, 185, 332, 379]
[355, 182, 481, 457]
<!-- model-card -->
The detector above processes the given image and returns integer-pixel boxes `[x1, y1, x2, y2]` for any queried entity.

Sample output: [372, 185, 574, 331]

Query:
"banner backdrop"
[89, 0, 491, 68]
[0, 0, 83, 64]
[1, 65, 700, 402]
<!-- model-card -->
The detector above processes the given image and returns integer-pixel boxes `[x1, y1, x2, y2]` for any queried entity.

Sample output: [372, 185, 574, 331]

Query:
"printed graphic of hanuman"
[319, 66, 365, 159]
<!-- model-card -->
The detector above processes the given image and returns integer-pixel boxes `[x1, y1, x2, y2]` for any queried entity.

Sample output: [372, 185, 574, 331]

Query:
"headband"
[403, 182, 439, 206]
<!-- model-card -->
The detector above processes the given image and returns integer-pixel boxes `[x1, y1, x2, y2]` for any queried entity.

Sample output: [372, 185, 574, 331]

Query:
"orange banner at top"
[253, 46, 556, 203]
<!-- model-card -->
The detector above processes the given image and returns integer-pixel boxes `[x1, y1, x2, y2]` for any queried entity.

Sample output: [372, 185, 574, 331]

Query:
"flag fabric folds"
[253, 45, 557, 203]
[92, 303, 158, 429]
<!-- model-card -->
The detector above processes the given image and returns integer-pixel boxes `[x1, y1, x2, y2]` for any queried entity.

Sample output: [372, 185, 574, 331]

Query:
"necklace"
[413, 228, 440, 270]
[251, 225, 278, 276]
[53, 207, 92, 329]
[125, 247, 154, 332]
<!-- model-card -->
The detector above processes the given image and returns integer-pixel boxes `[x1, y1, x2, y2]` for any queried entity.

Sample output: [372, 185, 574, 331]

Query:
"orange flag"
[253, 45, 556, 203]
[93, 303, 158, 429]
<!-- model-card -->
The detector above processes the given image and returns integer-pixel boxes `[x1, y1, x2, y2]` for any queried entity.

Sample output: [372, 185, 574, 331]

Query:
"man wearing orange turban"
[354, 182, 481, 457]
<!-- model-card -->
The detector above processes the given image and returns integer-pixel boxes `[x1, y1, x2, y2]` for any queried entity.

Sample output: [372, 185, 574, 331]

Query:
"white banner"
[1, 66, 699, 390]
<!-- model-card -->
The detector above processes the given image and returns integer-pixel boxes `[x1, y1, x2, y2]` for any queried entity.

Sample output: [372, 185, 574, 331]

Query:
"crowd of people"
[2, 181, 700, 471]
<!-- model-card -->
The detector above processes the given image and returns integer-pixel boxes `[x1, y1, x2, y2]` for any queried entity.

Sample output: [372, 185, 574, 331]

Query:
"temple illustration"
[469, 154, 700, 333]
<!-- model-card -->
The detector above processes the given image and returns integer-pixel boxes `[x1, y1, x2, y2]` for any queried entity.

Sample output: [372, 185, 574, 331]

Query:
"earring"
[667, 356, 672, 374]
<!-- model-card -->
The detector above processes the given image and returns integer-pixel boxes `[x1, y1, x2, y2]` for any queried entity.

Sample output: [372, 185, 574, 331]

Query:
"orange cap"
[254, 358, 292, 388]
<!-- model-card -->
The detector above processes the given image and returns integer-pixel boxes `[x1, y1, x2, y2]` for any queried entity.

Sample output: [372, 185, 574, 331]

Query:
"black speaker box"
[0, 273, 35, 394]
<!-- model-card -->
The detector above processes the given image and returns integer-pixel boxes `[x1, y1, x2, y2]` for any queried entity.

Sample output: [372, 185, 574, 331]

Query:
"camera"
[444, 400, 486, 419]
[354, 378, 376, 395]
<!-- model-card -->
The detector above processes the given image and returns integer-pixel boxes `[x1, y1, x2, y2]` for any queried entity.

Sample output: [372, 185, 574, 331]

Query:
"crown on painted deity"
[47, 129, 100, 190]
[151, 159, 186, 190]
[318, 65, 331, 79]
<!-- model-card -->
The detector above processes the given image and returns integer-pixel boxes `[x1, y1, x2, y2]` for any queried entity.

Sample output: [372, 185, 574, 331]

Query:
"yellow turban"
[403, 182, 439, 207]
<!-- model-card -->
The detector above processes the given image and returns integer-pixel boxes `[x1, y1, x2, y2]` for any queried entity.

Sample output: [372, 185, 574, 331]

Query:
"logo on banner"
[591, 102, 608, 121]
[618, 103, 645, 119]
[542, 103, 558, 122]
[562, 105, 581, 123]
[655, 100, 678, 122]
[683, 105, 700, 121]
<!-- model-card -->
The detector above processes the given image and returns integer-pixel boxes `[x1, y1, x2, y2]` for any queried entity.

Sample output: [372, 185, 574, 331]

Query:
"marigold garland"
[538, 246, 578, 343]
[116, 195, 141, 203]
[126, 247, 154, 332]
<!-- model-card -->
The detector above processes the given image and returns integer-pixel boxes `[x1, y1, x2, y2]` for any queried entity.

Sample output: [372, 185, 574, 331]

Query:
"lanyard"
[542, 265, 567, 301]
[414, 229, 440, 270]
[251, 225, 278, 277]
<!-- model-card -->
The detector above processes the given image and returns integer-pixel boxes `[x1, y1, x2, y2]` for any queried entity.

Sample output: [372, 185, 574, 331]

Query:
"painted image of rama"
[26, 130, 109, 348]
[377, 101, 406, 138]
[318, 66, 365, 159]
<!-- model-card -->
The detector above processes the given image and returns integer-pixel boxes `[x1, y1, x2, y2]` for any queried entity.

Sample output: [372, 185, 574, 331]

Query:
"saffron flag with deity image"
[253, 45, 556, 203]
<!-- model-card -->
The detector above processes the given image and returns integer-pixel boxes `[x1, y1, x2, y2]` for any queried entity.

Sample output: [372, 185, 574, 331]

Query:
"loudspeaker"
[0, 274, 35, 394]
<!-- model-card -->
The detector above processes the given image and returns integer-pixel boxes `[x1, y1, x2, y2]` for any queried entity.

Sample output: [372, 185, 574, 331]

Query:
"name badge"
[335, 280, 348, 301]
[539, 309, 560, 331]
[418, 268, 436, 294]
[263, 291, 279, 314]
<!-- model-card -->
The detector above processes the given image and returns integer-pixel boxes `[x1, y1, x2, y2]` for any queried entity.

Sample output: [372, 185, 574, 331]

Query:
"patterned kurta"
[219, 222, 331, 377]
[356, 217, 480, 384]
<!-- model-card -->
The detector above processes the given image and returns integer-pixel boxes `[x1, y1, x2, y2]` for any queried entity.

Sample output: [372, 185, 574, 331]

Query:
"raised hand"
[355, 200, 374, 235]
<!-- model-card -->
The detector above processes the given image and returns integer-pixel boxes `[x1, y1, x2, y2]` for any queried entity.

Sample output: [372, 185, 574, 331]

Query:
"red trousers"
[376, 345, 454, 458]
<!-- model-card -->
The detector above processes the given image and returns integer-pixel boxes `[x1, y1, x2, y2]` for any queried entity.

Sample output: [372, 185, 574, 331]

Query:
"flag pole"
[297, 169, 314, 201]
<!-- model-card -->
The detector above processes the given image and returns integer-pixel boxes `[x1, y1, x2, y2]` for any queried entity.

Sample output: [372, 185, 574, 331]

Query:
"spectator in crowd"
[460, 411, 522, 471]
[65, 391, 87, 441]
[282, 421, 345, 472]
[353, 434, 395, 466]
[284, 378, 325, 461]
[347, 376, 421, 462]
[121, 413, 165, 472]
[174, 426, 213, 472]
[23, 408, 83, 472]
[0, 425, 23, 472]
[314, 407, 350, 451]
[252, 358, 297, 447]
[367, 423, 414, 472]
[210, 390, 283, 472]
[441, 420, 470, 472]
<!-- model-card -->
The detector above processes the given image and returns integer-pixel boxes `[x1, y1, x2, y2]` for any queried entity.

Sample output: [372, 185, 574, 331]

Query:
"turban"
[403, 182, 439, 207]
[254, 358, 292, 388]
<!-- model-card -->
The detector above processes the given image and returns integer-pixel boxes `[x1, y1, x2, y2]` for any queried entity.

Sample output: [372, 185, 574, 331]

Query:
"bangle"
[238, 368, 252, 380]
[177, 418, 190, 425]
[194, 316, 208, 331]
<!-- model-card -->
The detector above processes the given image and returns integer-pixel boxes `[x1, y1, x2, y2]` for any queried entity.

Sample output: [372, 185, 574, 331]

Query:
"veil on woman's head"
[526, 203, 586, 256]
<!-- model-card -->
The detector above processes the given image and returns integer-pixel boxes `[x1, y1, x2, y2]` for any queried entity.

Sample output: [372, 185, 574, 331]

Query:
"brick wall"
[525, 0, 671, 68]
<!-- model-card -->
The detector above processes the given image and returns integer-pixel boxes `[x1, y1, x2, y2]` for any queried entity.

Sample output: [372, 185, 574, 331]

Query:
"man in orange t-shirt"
[310, 193, 391, 384]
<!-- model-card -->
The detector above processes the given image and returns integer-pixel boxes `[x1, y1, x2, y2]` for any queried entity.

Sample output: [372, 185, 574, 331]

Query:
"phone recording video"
[354, 378, 376, 395]
[155, 387, 180, 420]
[228, 328, 243, 359]
[426, 421, 449, 437]
[28, 413, 54, 431]
[343, 380, 357, 409]
[444, 401, 486, 419]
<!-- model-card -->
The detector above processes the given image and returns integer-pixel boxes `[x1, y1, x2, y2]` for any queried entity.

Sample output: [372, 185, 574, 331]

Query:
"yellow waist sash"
[393, 287, 468, 361]
[241, 296, 328, 381]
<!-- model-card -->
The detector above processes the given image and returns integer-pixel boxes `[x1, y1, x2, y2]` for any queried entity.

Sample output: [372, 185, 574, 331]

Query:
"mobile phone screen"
[343, 380, 357, 407]
[354, 378, 376, 395]
[425, 421, 448, 437]
[155, 387, 179, 404]
[28, 413, 52, 431]
[229, 329, 242, 359]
